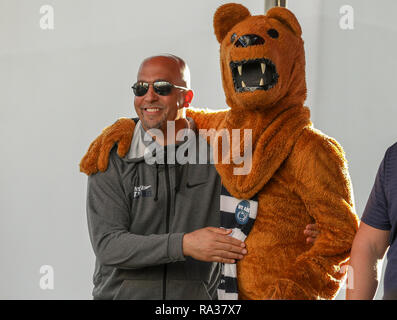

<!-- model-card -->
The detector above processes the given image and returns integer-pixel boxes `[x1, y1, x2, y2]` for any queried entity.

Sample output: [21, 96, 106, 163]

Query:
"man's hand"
[304, 224, 320, 244]
[183, 227, 247, 264]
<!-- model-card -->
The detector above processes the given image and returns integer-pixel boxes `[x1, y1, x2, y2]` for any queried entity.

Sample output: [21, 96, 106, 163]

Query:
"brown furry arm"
[186, 107, 229, 131]
[79, 118, 136, 175]
[268, 128, 359, 300]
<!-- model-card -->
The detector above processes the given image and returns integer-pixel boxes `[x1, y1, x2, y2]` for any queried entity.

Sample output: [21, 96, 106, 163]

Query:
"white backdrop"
[1, 0, 396, 299]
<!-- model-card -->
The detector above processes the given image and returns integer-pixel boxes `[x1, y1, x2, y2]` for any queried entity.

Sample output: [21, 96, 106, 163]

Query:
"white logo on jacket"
[133, 185, 152, 199]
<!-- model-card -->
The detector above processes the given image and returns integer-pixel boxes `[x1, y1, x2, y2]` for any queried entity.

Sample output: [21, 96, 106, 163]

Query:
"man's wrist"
[168, 233, 186, 262]
[182, 232, 191, 257]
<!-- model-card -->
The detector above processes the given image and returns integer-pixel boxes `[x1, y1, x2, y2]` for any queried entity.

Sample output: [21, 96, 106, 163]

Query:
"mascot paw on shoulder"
[80, 3, 359, 300]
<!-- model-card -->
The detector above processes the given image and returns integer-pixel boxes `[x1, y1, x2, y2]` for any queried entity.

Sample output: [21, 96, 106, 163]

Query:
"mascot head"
[214, 3, 307, 112]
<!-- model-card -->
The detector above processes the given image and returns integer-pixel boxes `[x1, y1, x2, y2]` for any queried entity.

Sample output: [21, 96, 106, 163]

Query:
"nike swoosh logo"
[186, 181, 208, 188]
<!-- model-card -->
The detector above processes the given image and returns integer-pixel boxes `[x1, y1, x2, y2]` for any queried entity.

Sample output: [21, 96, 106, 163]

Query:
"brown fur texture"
[79, 4, 359, 299]
[79, 118, 135, 175]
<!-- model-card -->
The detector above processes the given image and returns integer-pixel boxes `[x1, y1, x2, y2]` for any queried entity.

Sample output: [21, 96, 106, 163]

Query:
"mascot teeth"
[230, 58, 279, 93]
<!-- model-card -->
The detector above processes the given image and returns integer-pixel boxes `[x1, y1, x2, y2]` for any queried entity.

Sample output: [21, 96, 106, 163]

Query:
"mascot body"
[81, 4, 359, 299]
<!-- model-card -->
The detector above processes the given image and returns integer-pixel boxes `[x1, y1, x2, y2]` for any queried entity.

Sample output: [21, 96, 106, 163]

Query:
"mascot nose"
[235, 34, 265, 48]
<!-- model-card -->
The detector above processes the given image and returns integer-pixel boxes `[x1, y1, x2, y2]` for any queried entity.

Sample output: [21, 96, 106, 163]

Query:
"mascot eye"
[267, 29, 279, 39]
[231, 33, 237, 44]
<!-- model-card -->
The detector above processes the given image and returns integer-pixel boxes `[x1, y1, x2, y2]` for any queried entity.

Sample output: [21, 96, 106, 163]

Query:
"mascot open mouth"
[230, 58, 279, 93]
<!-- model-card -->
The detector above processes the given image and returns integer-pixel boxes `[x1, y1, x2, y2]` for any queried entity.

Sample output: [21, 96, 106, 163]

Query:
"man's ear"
[213, 3, 251, 43]
[182, 90, 194, 108]
[266, 7, 302, 37]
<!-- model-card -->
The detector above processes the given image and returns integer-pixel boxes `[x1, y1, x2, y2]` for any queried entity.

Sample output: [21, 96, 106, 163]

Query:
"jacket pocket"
[113, 280, 162, 300]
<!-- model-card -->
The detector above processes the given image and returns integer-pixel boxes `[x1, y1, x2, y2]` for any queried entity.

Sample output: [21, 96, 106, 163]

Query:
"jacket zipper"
[163, 163, 171, 300]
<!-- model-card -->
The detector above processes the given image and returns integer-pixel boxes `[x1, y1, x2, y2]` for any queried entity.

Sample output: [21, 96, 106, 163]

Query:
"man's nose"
[143, 85, 158, 102]
[234, 34, 265, 48]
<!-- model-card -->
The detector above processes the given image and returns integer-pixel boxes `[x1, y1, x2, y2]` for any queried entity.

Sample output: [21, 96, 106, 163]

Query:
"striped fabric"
[217, 185, 258, 300]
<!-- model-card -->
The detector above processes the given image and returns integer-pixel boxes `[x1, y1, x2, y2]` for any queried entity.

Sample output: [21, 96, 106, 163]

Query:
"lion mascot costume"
[80, 4, 358, 299]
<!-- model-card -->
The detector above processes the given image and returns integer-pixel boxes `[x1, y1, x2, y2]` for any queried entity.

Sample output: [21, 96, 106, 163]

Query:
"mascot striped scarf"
[217, 185, 258, 300]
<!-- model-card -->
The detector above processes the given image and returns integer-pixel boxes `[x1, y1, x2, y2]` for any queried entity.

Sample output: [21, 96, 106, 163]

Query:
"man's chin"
[141, 119, 164, 131]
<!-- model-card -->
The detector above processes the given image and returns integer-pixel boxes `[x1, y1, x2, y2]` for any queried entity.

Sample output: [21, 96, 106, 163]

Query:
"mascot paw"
[264, 279, 311, 300]
[80, 118, 135, 175]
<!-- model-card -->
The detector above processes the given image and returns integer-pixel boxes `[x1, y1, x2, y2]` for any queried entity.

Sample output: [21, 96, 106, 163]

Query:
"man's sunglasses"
[131, 81, 188, 97]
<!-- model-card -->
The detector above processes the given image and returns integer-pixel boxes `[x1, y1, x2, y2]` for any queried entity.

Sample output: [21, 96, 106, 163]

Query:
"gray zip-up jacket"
[86, 119, 221, 300]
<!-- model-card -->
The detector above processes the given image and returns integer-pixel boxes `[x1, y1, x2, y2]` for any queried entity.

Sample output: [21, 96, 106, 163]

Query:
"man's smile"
[142, 107, 164, 115]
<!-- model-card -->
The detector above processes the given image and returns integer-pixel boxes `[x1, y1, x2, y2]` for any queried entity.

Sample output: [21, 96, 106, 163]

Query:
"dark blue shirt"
[361, 142, 397, 299]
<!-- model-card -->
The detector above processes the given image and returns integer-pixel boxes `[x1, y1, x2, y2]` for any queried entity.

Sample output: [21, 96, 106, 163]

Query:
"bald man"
[85, 55, 247, 300]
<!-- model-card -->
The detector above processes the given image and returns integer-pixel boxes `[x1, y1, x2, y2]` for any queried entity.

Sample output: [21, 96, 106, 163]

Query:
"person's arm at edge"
[347, 147, 392, 299]
[346, 222, 389, 299]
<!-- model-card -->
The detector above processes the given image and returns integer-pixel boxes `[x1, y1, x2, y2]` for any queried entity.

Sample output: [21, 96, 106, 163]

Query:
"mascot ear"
[213, 3, 251, 43]
[266, 7, 302, 37]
